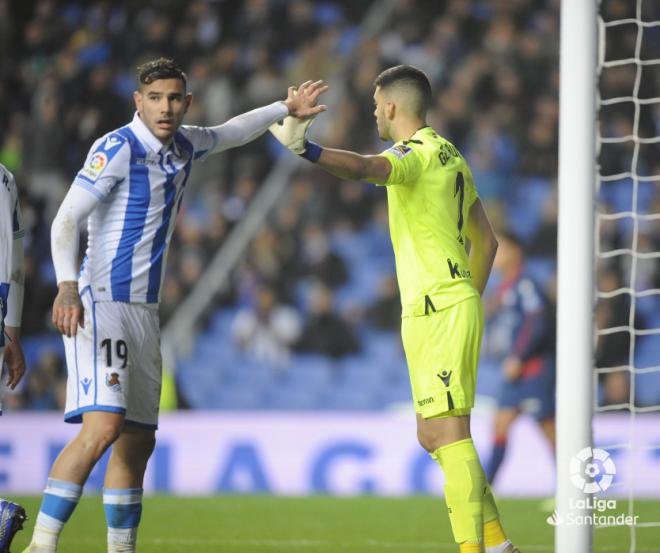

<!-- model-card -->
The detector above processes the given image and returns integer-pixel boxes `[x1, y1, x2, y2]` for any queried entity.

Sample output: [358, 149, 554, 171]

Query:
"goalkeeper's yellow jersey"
[376, 126, 479, 318]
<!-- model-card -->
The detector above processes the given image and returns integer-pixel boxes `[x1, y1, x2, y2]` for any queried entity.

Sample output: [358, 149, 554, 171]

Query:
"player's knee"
[136, 433, 156, 460]
[417, 427, 438, 453]
[79, 423, 122, 459]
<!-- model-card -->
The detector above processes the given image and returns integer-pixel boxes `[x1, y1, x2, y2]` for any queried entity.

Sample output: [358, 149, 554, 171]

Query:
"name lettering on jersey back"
[438, 142, 460, 165]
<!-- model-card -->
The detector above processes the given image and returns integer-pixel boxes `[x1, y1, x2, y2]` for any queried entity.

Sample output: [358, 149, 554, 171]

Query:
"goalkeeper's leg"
[419, 414, 517, 553]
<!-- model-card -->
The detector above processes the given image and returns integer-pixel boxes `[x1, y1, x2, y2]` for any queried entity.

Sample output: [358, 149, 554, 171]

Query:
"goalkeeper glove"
[269, 114, 323, 162]
[269, 115, 315, 155]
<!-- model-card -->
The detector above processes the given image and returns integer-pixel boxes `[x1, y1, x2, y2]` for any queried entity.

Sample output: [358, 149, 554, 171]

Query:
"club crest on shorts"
[105, 372, 122, 392]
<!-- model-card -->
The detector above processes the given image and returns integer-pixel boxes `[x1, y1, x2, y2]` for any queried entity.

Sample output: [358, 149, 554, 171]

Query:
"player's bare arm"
[465, 198, 498, 295]
[314, 148, 392, 185]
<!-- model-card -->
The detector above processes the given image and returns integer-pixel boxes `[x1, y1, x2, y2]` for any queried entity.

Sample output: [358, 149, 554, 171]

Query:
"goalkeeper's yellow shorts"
[401, 296, 484, 419]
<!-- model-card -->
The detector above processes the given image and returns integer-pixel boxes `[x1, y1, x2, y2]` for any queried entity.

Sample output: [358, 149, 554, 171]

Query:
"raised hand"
[284, 80, 329, 118]
[52, 281, 85, 338]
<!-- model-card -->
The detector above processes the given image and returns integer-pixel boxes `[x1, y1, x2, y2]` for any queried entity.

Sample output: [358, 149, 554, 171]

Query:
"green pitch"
[9, 496, 660, 552]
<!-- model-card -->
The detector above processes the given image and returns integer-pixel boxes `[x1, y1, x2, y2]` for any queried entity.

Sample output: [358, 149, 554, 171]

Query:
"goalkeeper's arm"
[269, 113, 391, 184]
[465, 198, 498, 296]
[312, 146, 392, 185]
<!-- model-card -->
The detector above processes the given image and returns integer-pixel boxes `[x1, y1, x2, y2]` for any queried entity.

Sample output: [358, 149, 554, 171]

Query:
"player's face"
[134, 79, 192, 143]
[373, 88, 391, 141]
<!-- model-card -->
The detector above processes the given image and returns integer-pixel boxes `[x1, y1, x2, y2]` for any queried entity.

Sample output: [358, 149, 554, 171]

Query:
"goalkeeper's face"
[134, 78, 192, 143]
[373, 88, 392, 141]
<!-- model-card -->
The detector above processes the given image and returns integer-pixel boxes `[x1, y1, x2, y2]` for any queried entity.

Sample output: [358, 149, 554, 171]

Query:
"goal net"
[594, 0, 660, 550]
[557, 0, 660, 551]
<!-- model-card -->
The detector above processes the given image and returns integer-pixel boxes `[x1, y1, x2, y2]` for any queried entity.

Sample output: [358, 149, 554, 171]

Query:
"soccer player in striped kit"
[0, 162, 27, 552]
[23, 58, 327, 553]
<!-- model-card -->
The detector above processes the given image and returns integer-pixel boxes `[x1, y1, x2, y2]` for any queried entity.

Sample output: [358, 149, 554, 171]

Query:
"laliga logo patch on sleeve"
[80, 151, 109, 181]
[387, 144, 412, 159]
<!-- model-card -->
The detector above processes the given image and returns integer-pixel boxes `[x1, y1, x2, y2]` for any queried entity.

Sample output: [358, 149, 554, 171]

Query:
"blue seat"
[262, 386, 320, 410]
[634, 295, 659, 323]
[338, 358, 382, 391]
[208, 309, 237, 336]
[284, 356, 334, 392]
[320, 388, 377, 410]
[377, 381, 412, 409]
[211, 385, 264, 410]
[635, 334, 660, 370]
[507, 177, 552, 241]
[634, 370, 660, 407]
[21, 334, 65, 370]
[221, 361, 274, 390]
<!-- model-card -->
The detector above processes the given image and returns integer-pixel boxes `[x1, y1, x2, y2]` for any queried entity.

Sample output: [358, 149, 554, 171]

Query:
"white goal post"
[556, 0, 596, 552]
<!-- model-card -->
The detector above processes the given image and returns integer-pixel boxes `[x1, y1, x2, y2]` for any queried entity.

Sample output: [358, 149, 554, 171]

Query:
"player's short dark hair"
[373, 65, 432, 114]
[137, 58, 187, 89]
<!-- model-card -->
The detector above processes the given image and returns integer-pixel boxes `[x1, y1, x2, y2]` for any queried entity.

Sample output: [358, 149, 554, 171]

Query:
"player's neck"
[391, 119, 427, 142]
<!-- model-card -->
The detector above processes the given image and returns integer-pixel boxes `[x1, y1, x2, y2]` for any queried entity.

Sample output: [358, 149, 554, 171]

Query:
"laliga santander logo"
[570, 447, 616, 494]
[89, 152, 108, 172]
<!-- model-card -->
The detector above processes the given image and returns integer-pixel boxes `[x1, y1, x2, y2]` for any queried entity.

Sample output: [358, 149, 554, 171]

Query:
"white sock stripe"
[44, 486, 82, 501]
[108, 527, 138, 552]
[35, 512, 65, 531]
[103, 494, 143, 505]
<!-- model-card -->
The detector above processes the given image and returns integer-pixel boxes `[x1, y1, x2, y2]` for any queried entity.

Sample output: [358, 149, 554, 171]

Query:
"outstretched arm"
[209, 80, 328, 154]
[312, 147, 392, 184]
[465, 198, 498, 295]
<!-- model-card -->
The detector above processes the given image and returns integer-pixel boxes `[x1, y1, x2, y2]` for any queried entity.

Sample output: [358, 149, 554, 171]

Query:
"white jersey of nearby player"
[74, 113, 218, 304]
[0, 164, 24, 347]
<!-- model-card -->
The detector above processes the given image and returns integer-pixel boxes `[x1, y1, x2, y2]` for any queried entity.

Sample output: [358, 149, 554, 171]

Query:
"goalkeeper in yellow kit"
[271, 65, 518, 553]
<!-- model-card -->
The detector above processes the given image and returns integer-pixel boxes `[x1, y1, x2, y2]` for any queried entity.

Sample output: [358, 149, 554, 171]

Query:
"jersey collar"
[130, 112, 177, 155]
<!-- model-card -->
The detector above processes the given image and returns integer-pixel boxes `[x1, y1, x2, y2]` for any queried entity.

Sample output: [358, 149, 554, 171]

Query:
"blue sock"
[32, 478, 83, 548]
[486, 439, 507, 483]
[104, 488, 143, 552]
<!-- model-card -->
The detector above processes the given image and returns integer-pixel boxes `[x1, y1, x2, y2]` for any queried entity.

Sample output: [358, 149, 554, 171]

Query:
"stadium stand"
[2, 0, 658, 412]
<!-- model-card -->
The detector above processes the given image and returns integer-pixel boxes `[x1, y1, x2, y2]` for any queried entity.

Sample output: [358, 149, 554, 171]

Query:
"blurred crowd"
[2, 0, 658, 411]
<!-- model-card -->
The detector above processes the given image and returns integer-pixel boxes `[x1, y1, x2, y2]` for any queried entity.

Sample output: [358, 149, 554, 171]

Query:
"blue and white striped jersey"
[73, 112, 218, 304]
[0, 163, 24, 346]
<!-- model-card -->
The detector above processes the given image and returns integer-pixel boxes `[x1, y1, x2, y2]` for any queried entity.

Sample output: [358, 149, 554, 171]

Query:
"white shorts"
[63, 287, 162, 429]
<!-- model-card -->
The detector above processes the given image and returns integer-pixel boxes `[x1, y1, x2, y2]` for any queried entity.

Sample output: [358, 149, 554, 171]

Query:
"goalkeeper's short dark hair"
[137, 58, 187, 89]
[374, 65, 432, 115]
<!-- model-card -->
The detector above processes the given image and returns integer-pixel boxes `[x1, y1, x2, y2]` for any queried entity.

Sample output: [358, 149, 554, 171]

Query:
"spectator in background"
[232, 284, 302, 368]
[296, 222, 348, 289]
[297, 281, 360, 358]
[484, 232, 555, 484]
[365, 274, 401, 331]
